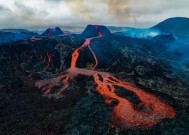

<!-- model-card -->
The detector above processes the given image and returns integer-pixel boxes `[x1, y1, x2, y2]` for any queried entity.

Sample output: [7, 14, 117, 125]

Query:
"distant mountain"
[112, 17, 189, 39]
[0, 29, 30, 33]
[0, 29, 39, 45]
[152, 17, 189, 38]
[41, 27, 64, 36]
[81, 25, 111, 38]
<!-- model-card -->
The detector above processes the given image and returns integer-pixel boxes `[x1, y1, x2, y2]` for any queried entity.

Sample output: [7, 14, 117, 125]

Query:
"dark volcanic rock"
[152, 34, 176, 44]
[81, 25, 111, 38]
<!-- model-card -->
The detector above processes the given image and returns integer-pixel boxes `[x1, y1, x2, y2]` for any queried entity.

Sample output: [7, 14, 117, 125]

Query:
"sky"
[0, 0, 188, 29]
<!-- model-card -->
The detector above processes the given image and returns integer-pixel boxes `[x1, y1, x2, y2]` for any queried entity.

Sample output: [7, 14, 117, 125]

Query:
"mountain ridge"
[152, 17, 189, 37]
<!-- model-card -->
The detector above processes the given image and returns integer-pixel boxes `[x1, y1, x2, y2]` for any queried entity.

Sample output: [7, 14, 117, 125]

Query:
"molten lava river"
[35, 31, 175, 130]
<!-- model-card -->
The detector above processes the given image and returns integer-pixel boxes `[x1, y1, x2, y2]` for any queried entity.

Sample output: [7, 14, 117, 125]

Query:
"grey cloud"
[0, 0, 189, 29]
[162, 0, 189, 9]
[0, 2, 50, 28]
[14, 1, 36, 20]
[0, 4, 11, 13]
[130, 7, 164, 15]
[14, 1, 49, 21]
[44, 0, 63, 3]
[64, 0, 131, 21]
[106, 0, 131, 20]
[14, 2, 34, 14]
[0, 5, 7, 11]
[45, 0, 63, 1]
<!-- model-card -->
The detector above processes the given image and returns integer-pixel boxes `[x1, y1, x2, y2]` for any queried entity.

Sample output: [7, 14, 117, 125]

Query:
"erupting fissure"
[35, 29, 175, 129]
[27, 51, 52, 71]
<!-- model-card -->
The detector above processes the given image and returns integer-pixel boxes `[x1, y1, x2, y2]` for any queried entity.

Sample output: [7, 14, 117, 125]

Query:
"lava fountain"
[35, 27, 175, 130]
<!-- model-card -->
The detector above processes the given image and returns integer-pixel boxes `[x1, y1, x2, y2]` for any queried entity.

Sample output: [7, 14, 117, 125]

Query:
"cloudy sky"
[0, 0, 188, 29]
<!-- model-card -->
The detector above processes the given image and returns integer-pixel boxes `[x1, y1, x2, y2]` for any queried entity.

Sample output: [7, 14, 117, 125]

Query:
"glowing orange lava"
[27, 51, 52, 71]
[43, 52, 51, 71]
[35, 31, 175, 129]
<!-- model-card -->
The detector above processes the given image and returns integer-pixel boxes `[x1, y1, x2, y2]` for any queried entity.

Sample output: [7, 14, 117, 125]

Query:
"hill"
[152, 17, 189, 37]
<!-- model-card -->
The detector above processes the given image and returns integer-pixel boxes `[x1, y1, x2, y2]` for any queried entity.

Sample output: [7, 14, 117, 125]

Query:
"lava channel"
[35, 30, 175, 130]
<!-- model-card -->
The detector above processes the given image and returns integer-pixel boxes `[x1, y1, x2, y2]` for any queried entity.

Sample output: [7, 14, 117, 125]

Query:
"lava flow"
[35, 30, 175, 130]
[27, 51, 52, 71]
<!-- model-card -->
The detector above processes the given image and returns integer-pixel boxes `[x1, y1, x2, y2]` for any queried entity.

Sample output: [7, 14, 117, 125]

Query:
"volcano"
[41, 27, 63, 36]
[2, 22, 189, 134]
[152, 17, 189, 37]
[36, 32, 175, 130]
[81, 25, 111, 38]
